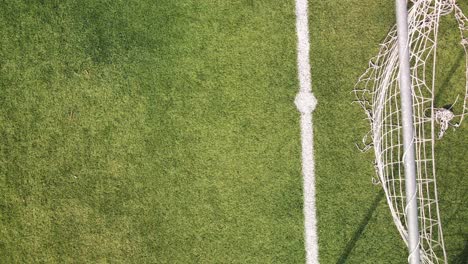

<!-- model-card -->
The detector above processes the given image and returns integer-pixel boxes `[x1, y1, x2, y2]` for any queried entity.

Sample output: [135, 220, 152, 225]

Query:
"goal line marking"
[294, 0, 319, 263]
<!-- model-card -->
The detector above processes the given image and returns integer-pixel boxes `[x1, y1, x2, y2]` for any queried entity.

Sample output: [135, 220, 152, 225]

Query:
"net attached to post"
[353, 0, 468, 263]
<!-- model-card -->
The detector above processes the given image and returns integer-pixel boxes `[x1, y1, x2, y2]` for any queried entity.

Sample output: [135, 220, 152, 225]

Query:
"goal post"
[395, 0, 421, 263]
[354, 0, 468, 263]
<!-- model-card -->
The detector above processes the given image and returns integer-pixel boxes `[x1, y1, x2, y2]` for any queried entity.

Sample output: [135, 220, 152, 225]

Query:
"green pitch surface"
[0, 0, 466, 263]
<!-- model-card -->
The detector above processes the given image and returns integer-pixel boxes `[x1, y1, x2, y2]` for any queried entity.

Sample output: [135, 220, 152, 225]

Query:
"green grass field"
[0, 0, 466, 263]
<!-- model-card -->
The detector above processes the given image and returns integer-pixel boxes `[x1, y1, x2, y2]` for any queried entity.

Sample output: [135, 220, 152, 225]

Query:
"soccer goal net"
[353, 0, 467, 263]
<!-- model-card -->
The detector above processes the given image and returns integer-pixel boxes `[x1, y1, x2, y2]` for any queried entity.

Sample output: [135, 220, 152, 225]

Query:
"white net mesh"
[353, 0, 468, 263]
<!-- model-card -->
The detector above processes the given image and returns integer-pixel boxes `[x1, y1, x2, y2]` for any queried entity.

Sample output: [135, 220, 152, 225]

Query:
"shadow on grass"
[336, 189, 385, 264]
[453, 239, 468, 264]
[434, 49, 465, 104]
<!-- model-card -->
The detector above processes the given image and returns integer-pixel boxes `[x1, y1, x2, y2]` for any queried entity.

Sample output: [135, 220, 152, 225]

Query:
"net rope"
[353, 1, 468, 263]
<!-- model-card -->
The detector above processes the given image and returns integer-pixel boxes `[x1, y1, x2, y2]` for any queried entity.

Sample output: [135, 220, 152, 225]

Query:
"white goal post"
[395, 0, 421, 262]
[354, 0, 468, 263]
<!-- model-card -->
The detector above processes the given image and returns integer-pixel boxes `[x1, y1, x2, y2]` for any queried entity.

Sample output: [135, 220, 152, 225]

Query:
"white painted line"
[294, 0, 319, 263]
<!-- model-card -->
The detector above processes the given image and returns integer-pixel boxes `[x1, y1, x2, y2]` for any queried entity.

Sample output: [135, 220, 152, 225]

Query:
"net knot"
[434, 108, 455, 139]
[295, 92, 317, 114]
[461, 38, 468, 46]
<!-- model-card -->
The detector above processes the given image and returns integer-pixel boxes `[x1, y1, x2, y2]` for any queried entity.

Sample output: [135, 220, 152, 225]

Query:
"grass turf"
[1, 0, 303, 262]
[0, 0, 466, 263]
